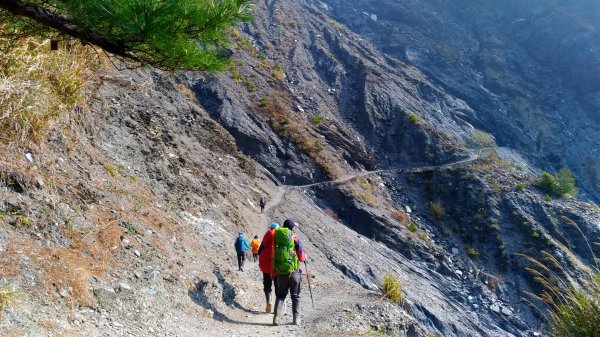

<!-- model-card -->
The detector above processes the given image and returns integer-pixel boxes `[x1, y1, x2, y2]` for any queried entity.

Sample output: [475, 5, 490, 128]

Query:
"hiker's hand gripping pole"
[304, 260, 315, 308]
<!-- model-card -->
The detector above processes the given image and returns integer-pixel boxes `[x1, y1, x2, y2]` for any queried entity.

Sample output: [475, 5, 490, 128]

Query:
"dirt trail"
[291, 151, 479, 190]
[204, 153, 481, 335]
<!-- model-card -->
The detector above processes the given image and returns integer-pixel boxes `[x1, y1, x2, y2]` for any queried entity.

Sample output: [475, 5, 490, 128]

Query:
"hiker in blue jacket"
[234, 232, 251, 271]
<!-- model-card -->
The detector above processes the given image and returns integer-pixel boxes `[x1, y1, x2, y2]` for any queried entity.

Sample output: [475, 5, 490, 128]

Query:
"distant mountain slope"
[320, 0, 600, 202]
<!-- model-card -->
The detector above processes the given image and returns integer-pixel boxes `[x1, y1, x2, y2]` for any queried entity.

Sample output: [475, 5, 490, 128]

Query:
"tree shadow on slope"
[187, 268, 272, 327]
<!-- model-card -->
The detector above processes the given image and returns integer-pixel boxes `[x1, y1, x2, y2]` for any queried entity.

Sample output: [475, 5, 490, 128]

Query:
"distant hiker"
[234, 232, 251, 271]
[259, 196, 266, 213]
[282, 175, 287, 184]
[272, 219, 306, 326]
[258, 222, 279, 313]
[251, 235, 260, 263]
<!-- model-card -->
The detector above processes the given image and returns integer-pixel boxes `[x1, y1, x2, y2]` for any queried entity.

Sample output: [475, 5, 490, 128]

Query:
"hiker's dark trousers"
[253, 254, 258, 262]
[237, 252, 246, 270]
[275, 269, 302, 314]
[263, 272, 277, 294]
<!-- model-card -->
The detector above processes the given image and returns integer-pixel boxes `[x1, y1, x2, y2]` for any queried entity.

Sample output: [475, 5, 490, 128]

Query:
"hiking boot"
[272, 314, 279, 326]
[292, 314, 300, 325]
[266, 302, 272, 313]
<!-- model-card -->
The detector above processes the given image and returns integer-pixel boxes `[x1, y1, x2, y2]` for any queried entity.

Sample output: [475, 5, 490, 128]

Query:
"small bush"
[516, 182, 526, 191]
[272, 64, 285, 80]
[311, 114, 324, 125]
[380, 274, 403, 303]
[545, 194, 552, 202]
[536, 168, 578, 197]
[467, 247, 479, 259]
[408, 113, 419, 124]
[0, 283, 22, 318]
[429, 201, 444, 220]
[407, 222, 418, 233]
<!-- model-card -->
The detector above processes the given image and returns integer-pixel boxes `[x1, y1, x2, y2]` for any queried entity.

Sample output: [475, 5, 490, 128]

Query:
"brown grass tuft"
[0, 34, 99, 144]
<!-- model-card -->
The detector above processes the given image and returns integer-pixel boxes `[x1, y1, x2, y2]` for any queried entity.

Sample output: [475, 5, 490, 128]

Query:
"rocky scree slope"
[320, 0, 600, 202]
[190, 0, 600, 335]
[0, 61, 431, 336]
[0, 1, 599, 337]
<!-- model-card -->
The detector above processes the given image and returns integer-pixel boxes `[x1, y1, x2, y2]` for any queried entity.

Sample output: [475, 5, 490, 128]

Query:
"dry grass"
[521, 252, 600, 337]
[0, 34, 99, 143]
[390, 209, 408, 225]
[323, 208, 339, 221]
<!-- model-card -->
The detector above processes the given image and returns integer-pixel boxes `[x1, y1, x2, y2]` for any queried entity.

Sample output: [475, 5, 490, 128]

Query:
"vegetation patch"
[536, 168, 578, 197]
[0, 35, 98, 143]
[380, 274, 403, 303]
[0, 282, 22, 319]
[429, 200, 445, 220]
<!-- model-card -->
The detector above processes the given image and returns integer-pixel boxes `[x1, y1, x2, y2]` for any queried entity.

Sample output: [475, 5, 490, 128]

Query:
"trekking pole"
[304, 260, 315, 308]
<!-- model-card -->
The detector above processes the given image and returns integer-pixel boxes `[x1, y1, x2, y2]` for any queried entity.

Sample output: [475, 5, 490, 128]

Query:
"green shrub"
[536, 168, 578, 197]
[407, 222, 418, 233]
[429, 201, 444, 220]
[272, 64, 285, 80]
[516, 182, 526, 191]
[408, 113, 419, 124]
[545, 194, 552, 202]
[0, 284, 21, 319]
[467, 247, 479, 259]
[311, 114, 324, 125]
[380, 274, 403, 303]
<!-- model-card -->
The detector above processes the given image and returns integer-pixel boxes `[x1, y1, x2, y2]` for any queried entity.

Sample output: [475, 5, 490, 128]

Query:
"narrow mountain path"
[291, 151, 479, 190]
[209, 152, 481, 336]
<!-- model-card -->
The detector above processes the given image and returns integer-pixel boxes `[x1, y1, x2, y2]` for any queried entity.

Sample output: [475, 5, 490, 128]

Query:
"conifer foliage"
[0, 0, 253, 71]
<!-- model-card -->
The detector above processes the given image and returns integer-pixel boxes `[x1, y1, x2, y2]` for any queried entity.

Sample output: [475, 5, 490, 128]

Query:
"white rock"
[501, 306, 513, 316]
[405, 205, 412, 214]
[118, 283, 132, 292]
[455, 270, 463, 277]
[370, 14, 378, 22]
[134, 250, 141, 257]
[25, 153, 33, 163]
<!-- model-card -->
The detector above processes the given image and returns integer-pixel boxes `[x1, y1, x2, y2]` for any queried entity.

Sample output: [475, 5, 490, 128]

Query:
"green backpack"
[273, 227, 298, 274]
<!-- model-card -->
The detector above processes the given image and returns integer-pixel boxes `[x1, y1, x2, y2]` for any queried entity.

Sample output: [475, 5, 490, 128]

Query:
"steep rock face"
[320, 0, 600, 201]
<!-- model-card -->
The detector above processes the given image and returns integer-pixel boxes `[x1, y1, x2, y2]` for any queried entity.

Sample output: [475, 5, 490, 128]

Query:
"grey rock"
[501, 306, 513, 316]
[451, 247, 459, 255]
[93, 287, 117, 302]
[117, 283, 132, 292]
[35, 177, 44, 187]
[144, 287, 157, 296]
[7, 197, 19, 207]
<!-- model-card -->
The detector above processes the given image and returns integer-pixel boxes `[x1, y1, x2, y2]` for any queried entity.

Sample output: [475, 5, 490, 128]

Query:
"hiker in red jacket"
[257, 222, 279, 313]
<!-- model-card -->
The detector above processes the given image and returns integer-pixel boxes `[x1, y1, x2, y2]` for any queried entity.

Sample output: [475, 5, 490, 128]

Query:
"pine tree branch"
[0, 0, 140, 62]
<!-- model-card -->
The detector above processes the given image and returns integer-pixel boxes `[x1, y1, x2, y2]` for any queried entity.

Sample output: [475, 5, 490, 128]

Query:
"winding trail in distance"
[263, 151, 480, 214]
